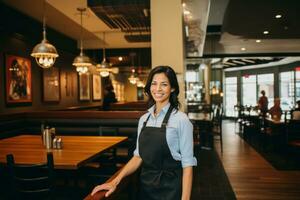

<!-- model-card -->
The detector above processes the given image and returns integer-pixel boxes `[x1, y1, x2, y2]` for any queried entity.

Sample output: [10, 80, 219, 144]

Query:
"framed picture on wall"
[92, 74, 101, 101]
[43, 67, 60, 102]
[79, 73, 90, 101]
[5, 54, 32, 104]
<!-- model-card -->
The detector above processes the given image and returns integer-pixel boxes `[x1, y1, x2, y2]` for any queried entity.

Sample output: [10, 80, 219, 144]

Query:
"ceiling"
[213, 0, 300, 54]
[2, 0, 300, 69]
[1, 0, 150, 49]
[184, 0, 300, 69]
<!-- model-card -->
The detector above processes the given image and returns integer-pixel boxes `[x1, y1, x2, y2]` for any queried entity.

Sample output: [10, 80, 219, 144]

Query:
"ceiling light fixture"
[72, 8, 92, 74]
[241, 47, 246, 51]
[256, 39, 261, 43]
[275, 14, 282, 19]
[128, 52, 139, 85]
[96, 32, 110, 77]
[199, 63, 206, 70]
[137, 80, 145, 88]
[31, 0, 58, 69]
[128, 69, 139, 85]
[263, 30, 269, 35]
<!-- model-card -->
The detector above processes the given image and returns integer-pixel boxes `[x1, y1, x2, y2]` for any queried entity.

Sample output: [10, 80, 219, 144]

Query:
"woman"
[102, 84, 117, 111]
[258, 90, 268, 116]
[269, 98, 282, 119]
[91, 66, 197, 200]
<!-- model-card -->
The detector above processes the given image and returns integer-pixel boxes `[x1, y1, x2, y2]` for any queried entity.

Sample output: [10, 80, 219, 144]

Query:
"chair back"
[6, 152, 54, 200]
[286, 120, 300, 142]
[212, 104, 223, 152]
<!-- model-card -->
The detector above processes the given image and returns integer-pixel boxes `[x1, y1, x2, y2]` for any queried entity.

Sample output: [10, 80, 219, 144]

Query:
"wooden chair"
[6, 152, 55, 200]
[84, 167, 139, 200]
[212, 104, 223, 152]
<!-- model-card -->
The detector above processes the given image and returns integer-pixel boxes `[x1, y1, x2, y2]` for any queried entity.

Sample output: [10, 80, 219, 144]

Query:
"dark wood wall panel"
[0, 3, 101, 113]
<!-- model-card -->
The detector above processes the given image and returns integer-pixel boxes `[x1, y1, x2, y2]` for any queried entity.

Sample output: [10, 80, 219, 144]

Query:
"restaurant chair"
[286, 119, 300, 152]
[212, 104, 223, 152]
[6, 152, 55, 200]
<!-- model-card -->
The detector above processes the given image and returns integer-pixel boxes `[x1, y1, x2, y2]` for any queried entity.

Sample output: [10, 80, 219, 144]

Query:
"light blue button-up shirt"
[134, 103, 197, 168]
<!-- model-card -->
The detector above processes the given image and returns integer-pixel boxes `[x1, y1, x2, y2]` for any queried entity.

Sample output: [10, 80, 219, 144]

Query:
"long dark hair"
[144, 66, 180, 110]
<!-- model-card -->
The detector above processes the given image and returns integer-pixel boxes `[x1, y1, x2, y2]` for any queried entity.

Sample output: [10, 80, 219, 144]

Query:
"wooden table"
[188, 113, 213, 148]
[0, 135, 127, 169]
[188, 112, 212, 122]
[265, 117, 285, 125]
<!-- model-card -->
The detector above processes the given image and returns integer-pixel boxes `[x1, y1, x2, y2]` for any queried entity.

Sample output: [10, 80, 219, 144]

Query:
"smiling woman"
[91, 66, 197, 200]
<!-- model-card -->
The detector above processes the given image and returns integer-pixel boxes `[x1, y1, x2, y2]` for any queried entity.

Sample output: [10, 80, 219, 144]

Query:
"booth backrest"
[0, 111, 145, 139]
[109, 101, 148, 111]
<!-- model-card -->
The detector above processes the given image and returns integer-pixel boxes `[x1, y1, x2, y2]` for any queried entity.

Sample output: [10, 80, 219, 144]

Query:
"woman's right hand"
[91, 180, 118, 197]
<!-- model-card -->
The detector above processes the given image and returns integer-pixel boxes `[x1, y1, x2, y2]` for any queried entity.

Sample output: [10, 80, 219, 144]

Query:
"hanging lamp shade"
[96, 32, 110, 77]
[72, 7, 92, 74]
[73, 51, 92, 74]
[96, 58, 110, 77]
[31, 0, 58, 68]
[128, 68, 139, 84]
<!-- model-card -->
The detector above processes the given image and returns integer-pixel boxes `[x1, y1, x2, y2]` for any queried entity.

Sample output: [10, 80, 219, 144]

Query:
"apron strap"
[161, 106, 173, 128]
[142, 114, 151, 128]
[142, 105, 174, 128]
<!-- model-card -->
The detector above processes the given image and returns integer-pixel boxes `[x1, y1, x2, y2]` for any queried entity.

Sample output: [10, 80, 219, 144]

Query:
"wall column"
[151, 0, 186, 110]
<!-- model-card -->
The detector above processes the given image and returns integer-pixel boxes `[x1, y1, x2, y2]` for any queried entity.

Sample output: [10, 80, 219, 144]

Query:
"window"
[257, 73, 274, 108]
[186, 70, 202, 102]
[242, 75, 257, 107]
[296, 71, 300, 101]
[280, 71, 294, 111]
[186, 71, 199, 82]
[225, 77, 237, 117]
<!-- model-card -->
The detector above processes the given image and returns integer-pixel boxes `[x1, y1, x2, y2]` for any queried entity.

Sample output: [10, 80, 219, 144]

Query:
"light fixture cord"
[103, 32, 106, 61]
[42, 0, 47, 41]
[80, 9, 83, 55]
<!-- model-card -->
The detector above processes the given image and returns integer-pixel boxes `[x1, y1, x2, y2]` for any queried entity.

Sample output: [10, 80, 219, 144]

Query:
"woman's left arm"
[177, 113, 197, 200]
[181, 166, 193, 200]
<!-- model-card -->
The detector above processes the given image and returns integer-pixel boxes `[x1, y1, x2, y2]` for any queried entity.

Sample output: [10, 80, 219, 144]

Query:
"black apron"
[138, 106, 182, 200]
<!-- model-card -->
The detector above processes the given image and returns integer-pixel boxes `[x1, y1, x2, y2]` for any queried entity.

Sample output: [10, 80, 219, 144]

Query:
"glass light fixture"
[31, 0, 58, 69]
[211, 85, 219, 95]
[128, 69, 139, 85]
[72, 8, 92, 74]
[96, 32, 110, 77]
[137, 80, 145, 88]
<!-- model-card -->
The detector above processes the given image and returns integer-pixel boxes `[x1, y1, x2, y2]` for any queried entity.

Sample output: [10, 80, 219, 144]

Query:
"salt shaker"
[52, 137, 57, 149]
[56, 138, 63, 149]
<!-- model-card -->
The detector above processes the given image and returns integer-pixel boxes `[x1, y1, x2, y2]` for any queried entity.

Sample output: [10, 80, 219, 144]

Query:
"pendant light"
[128, 68, 139, 85]
[96, 32, 110, 77]
[128, 52, 139, 85]
[31, 0, 58, 68]
[72, 8, 92, 74]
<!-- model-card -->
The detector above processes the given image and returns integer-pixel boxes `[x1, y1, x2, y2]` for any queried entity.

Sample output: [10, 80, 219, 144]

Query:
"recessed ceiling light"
[256, 39, 261, 43]
[263, 31, 269, 35]
[275, 14, 282, 19]
[241, 47, 246, 51]
[118, 56, 123, 61]
[182, 3, 186, 7]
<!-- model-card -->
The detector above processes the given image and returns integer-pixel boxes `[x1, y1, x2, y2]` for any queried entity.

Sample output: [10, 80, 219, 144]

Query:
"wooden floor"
[215, 120, 300, 200]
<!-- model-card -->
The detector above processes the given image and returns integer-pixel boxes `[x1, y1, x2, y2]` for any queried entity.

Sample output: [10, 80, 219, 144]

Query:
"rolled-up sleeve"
[178, 115, 197, 168]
